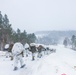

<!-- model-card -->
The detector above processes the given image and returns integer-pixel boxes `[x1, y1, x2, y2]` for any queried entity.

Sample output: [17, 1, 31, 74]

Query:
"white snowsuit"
[12, 42, 25, 70]
[5, 44, 9, 49]
[24, 43, 29, 49]
[24, 43, 29, 57]
[4, 44, 10, 58]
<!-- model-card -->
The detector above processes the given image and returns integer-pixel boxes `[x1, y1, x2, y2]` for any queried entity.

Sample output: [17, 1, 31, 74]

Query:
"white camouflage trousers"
[13, 55, 24, 68]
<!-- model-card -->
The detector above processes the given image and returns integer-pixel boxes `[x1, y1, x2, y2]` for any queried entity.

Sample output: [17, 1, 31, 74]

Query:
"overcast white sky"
[0, 0, 76, 33]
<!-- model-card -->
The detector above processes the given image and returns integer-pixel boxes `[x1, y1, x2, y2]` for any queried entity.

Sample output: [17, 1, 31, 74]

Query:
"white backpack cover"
[24, 43, 29, 49]
[12, 42, 24, 55]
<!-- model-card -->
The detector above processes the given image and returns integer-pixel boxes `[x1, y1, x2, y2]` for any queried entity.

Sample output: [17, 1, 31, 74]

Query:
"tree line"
[0, 11, 36, 50]
[63, 35, 76, 50]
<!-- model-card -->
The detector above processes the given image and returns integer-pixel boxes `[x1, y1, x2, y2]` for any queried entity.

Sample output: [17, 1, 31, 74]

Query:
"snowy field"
[0, 44, 76, 75]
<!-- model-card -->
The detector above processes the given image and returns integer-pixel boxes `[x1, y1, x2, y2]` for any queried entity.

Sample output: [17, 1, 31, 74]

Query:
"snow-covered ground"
[0, 44, 76, 75]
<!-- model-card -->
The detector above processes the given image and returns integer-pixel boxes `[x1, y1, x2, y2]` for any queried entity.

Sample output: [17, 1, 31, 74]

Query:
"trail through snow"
[0, 45, 76, 75]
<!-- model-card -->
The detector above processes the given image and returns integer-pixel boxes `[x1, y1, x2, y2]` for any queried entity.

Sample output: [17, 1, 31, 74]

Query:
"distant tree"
[63, 37, 68, 47]
[0, 11, 37, 50]
[0, 11, 3, 50]
[0, 13, 13, 50]
[27, 33, 36, 44]
[20, 30, 27, 44]
[71, 35, 76, 49]
[11, 31, 18, 42]
[0, 11, 3, 39]
[3, 14, 13, 43]
[17, 28, 21, 41]
[0, 11, 3, 27]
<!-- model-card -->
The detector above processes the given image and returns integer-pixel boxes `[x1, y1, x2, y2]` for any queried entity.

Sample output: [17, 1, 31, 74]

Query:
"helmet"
[30, 43, 36, 46]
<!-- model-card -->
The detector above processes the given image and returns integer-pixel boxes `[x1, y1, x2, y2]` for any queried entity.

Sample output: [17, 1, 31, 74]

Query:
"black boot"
[13, 67, 18, 71]
[21, 64, 25, 68]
